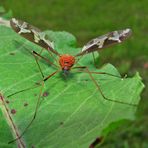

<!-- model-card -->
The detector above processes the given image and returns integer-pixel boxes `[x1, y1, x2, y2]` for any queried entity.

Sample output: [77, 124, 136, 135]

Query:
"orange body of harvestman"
[59, 54, 75, 71]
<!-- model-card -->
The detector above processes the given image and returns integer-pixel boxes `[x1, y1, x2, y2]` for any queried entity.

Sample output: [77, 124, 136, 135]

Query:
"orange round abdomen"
[59, 54, 75, 70]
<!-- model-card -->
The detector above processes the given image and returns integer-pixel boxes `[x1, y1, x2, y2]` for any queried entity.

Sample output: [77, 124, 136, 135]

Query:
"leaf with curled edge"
[0, 25, 144, 148]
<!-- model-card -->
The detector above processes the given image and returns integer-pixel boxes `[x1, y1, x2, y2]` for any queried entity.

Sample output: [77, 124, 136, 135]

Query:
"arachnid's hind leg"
[73, 66, 137, 106]
[8, 70, 60, 144]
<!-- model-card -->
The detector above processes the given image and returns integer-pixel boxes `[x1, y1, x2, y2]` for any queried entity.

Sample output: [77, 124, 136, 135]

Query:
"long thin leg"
[39, 48, 44, 56]
[73, 66, 137, 106]
[47, 48, 58, 65]
[7, 49, 60, 98]
[34, 48, 44, 63]
[74, 54, 85, 66]
[15, 42, 59, 71]
[43, 70, 60, 82]
[8, 81, 44, 144]
[92, 52, 98, 68]
[8, 70, 60, 144]
[33, 50, 44, 78]
[7, 85, 39, 98]
[75, 52, 98, 67]
[7, 49, 59, 98]
[38, 48, 59, 68]
[7, 69, 60, 98]
[72, 66, 121, 78]
[32, 51, 59, 68]
[14, 39, 59, 68]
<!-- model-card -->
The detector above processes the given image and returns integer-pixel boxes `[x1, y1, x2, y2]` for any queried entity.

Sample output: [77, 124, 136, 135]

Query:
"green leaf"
[0, 25, 144, 148]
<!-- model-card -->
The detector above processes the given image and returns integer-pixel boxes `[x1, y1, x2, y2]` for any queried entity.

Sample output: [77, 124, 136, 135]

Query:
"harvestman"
[8, 18, 137, 143]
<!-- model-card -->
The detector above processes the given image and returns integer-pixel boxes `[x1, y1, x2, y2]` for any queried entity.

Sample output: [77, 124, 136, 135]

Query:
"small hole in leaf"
[60, 122, 64, 125]
[35, 82, 40, 86]
[42, 91, 49, 97]
[6, 100, 10, 104]
[11, 109, 16, 115]
[24, 103, 28, 107]
[34, 94, 37, 96]
[9, 52, 15, 55]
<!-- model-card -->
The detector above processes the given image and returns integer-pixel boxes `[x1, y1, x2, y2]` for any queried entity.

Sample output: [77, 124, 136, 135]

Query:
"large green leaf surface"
[0, 25, 144, 148]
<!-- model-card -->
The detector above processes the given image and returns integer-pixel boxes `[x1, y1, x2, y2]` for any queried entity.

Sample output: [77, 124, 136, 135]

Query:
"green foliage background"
[0, 0, 147, 147]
